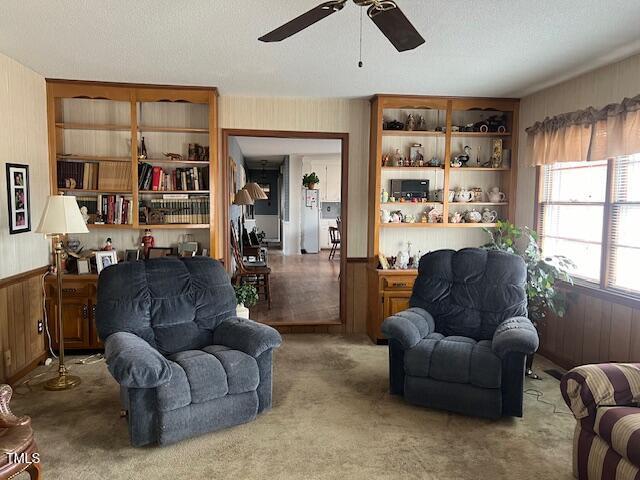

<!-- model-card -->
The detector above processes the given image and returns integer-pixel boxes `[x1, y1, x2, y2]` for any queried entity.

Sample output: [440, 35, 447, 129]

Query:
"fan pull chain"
[358, 6, 364, 68]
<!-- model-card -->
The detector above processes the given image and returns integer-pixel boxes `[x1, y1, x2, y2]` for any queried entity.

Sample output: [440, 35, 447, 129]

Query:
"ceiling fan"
[258, 0, 425, 53]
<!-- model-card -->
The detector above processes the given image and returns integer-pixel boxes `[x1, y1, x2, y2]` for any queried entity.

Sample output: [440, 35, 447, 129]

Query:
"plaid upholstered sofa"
[561, 363, 640, 480]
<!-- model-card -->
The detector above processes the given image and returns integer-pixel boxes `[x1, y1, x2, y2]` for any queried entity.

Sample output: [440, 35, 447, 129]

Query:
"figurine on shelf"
[94, 212, 104, 224]
[80, 206, 89, 224]
[103, 237, 113, 251]
[490, 139, 503, 168]
[139, 137, 148, 160]
[405, 214, 416, 224]
[382, 153, 390, 167]
[163, 152, 184, 161]
[429, 156, 441, 167]
[421, 212, 428, 223]
[405, 114, 416, 131]
[392, 148, 403, 167]
[417, 115, 427, 131]
[386, 120, 404, 131]
[396, 250, 409, 269]
[141, 229, 155, 259]
[410, 143, 424, 167]
[453, 145, 472, 167]
[390, 211, 403, 223]
[381, 188, 389, 204]
[380, 209, 391, 223]
[449, 212, 463, 224]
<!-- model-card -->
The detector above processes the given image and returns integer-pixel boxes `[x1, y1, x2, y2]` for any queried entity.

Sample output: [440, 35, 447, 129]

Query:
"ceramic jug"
[380, 209, 391, 223]
[454, 189, 474, 203]
[481, 208, 498, 223]
[487, 187, 506, 203]
[464, 209, 482, 223]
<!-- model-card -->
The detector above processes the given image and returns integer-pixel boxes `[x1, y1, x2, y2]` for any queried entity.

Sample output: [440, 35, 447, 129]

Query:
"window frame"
[535, 158, 640, 307]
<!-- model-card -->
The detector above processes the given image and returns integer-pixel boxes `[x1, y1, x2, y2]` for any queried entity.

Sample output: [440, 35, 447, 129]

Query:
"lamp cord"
[358, 6, 363, 68]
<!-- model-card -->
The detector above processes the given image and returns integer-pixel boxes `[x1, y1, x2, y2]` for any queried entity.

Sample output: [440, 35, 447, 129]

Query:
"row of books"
[95, 194, 132, 225]
[138, 163, 209, 192]
[144, 196, 209, 224]
[57, 161, 99, 190]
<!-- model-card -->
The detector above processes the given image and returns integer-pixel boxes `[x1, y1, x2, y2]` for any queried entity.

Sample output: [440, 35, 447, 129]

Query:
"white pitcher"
[487, 187, 506, 203]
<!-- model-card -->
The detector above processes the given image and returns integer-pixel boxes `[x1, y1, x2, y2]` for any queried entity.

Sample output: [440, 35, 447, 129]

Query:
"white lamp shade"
[233, 188, 254, 206]
[36, 194, 89, 235]
[244, 182, 268, 200]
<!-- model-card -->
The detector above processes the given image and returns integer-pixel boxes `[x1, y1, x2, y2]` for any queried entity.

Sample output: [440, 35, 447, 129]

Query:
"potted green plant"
[483, 221, 575, 376]
[234, 284, 259, 319]
[302, 172, 320, 190]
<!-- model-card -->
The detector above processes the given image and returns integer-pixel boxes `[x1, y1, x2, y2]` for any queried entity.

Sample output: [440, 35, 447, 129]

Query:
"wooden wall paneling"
[598, 300, 613, 363]
[0, 288, 8, 380]
[609, 303, 633, 362]
[629, 308, 640, 362]
[0, 268, 46, 383]
[562, 292, 585, 365]
[581, 295, 604, 364]
[9, 284, 26, 371]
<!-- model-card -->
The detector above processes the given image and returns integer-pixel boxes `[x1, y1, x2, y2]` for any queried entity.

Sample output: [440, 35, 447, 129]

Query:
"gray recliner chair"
[95, 256, 282, 446]
[381, 248, 539, 419]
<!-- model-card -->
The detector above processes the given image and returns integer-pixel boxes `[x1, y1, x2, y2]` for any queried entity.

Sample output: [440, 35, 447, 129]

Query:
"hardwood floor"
[250, 249, 340, 326]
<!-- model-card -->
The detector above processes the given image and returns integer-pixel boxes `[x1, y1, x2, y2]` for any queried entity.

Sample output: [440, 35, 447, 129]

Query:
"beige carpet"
[12, 335, 575, 480]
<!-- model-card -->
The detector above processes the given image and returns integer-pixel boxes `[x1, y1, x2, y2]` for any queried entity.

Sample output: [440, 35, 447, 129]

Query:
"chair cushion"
[404, 334, 502, 388]
[157, 347, 259, 411]
[595, 406, 640, 465]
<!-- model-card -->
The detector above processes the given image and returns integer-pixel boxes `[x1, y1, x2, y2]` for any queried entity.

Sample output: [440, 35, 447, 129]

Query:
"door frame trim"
[221, 128, 349, 327]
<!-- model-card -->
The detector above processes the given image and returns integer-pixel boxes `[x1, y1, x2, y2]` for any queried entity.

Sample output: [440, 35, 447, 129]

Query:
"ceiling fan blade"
[367, 1, 425, 52]
[259, 1, 347, 43]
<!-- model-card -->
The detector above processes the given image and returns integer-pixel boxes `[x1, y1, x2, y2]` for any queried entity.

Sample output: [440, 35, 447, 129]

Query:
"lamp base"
[43, 374, 81, 391]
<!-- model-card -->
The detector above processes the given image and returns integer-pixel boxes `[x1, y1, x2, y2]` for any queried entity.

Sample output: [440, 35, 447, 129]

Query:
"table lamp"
[36, 194, 88, 391]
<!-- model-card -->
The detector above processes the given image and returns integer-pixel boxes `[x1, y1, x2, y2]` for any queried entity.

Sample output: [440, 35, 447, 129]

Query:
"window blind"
[608, 154, 640, 294]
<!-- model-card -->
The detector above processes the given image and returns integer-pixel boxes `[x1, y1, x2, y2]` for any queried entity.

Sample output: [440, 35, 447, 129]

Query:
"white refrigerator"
[301, 188, 320, 253]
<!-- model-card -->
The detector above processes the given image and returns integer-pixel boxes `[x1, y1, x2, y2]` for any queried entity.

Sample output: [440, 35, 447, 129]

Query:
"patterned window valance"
[525, 94, 640, 166]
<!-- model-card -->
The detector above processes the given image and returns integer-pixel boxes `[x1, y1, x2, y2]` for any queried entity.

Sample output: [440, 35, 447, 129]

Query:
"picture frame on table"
[5, 163, 31, 234]
[77, 258, 91, 275]
[125, 249, 140, 262]
[95, 251, 118, 274]
[148, 247, 176, 258]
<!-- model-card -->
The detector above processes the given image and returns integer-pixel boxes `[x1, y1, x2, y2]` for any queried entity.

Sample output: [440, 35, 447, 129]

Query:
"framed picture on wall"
[5, 163, 31, 234]
[229, 157, 237, 206]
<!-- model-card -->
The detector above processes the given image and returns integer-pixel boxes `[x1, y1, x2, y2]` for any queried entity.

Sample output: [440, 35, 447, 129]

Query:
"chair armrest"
[213, 318, 282, 358]
[381, 307, 435, 350]
[104, 332, 172, 388]
[491, 317, 539, 359]
[561, 363, 640, 420]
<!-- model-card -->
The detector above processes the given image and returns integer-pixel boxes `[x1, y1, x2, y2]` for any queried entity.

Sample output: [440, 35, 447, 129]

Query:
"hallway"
[250, 250, 340, 326]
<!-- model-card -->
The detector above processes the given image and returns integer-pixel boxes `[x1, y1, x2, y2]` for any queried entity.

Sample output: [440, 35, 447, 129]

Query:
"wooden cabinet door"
[48, 297, 91, 349]
[90, 301, 104, 348]
[383, 291, 411, 319]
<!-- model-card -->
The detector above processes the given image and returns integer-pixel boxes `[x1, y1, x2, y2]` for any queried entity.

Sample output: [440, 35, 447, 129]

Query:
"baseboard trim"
[6, 352, 47, 386]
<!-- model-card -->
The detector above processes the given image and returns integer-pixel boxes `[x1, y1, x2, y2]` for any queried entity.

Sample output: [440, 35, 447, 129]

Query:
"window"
[538, 154, 640, 296]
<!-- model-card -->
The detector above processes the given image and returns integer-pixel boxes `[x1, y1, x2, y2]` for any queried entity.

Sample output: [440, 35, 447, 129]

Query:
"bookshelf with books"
[46, 80, 219, 256]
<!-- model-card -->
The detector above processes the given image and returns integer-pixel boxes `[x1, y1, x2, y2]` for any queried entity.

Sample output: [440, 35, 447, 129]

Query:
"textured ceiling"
[2, 1, 640, 98]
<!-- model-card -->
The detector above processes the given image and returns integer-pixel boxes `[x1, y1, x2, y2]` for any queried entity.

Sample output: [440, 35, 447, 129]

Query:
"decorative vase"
[236, 303, 249, 319]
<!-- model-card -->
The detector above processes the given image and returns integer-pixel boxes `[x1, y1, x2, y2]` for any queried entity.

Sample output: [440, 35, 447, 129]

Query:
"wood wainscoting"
[0, 267, 48, 384]
[537, 284, 640, 370]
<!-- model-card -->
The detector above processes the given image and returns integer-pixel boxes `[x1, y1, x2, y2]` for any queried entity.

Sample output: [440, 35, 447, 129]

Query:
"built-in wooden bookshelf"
[46, 80, 219, 257]
[366, 94, 519, 343]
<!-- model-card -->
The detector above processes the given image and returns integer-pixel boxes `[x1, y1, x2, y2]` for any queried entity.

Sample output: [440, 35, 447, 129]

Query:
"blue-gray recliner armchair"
[95, 257, 282, 446]
[381, 248, 538, 419]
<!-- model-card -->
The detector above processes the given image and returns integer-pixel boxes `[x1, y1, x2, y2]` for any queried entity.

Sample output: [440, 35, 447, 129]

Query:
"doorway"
[222, 129, 348, 328]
